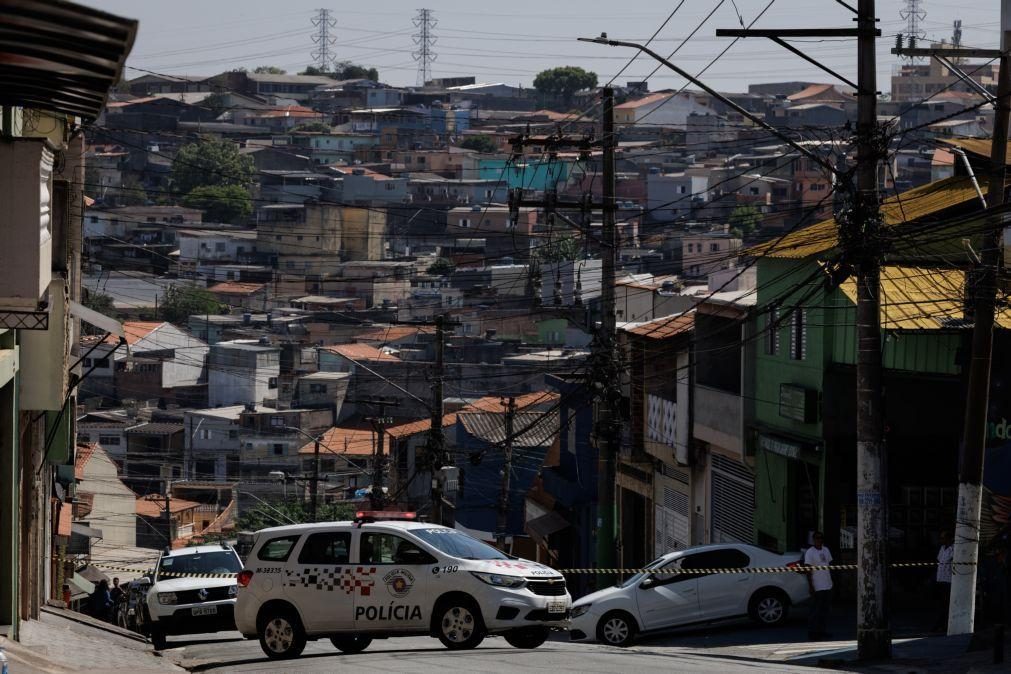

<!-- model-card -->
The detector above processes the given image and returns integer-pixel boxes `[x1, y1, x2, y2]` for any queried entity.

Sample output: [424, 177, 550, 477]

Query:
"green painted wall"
[0, 329, 19, 636]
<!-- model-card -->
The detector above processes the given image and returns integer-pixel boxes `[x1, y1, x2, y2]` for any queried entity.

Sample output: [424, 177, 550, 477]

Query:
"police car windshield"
[412, 528, 509, 560]
[157, 551, 241, 579]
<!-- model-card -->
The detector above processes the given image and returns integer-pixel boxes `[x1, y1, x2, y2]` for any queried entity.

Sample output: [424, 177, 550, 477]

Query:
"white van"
[234, 512, 571, 659]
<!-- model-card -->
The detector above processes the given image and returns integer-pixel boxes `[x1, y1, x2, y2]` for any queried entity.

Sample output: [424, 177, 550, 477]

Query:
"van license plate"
[547, 601, 567, 614]
[192, 606, 218, 616]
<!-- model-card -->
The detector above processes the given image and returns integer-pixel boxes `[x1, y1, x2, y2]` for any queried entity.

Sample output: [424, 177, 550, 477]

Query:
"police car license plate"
[547, 600, 567, 614]
[192, 606, 217, 616]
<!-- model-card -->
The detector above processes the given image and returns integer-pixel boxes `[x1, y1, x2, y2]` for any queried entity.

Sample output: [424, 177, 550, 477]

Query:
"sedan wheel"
[596, 612, 636, 647]
[749, 590, 789, 627]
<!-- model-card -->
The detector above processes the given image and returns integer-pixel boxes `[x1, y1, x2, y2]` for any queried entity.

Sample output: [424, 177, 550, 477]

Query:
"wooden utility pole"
[947, 1, 1011, 636]
[496, 397, 517, 549]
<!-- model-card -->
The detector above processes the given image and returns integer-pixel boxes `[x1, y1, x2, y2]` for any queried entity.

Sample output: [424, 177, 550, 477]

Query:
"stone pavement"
[0, 605, 182, 674]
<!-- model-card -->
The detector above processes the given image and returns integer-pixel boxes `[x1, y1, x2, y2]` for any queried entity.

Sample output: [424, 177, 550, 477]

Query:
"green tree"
[427, 257, 456, 276]
[202, 92, 228, 118]
[459, 134, 498, 154]
[81, 289, 116, 335]
[170, 138, 255, 195]
[111, 175, 148, 207]
[291, 121, 332, 133]
[160, 285, 225, 323]
[253, 65, 286, 74]
[533, 66, 598, 108]
[728, 205, 762, 236]
[534, 236, 581, 263]
[300, 62, 379, 81]
[237, 500, 356, 531]
[181, 184, 253, 224]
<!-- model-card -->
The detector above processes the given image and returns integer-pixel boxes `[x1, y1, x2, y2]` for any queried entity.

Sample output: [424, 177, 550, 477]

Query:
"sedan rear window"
[257, 535, 301, 562]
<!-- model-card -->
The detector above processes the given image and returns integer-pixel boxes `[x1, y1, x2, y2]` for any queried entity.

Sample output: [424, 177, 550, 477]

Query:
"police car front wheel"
[435, 598, 485, 650]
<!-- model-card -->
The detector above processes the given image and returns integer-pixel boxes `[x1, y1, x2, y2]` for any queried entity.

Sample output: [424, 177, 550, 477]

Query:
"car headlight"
[470, 571, 527, 588]
[570, 604, 592, 618]
[157, 592, 177, 605]
[227, 585, 238, 597]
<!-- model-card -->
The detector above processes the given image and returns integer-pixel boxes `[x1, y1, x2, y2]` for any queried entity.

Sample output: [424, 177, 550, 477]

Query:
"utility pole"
[164, 483, 172, 545]
[355, 397, 396, 510]
[430, 314, 447, 525]
[497, 397, 517, 550]
[595, 86, 619, 585]
[586, 2, 887, 658]
[309, 437, 320, 522]
[412, 8, 438, 87]
[947, 2, 1011, 636]
[850, 1, 890, 658]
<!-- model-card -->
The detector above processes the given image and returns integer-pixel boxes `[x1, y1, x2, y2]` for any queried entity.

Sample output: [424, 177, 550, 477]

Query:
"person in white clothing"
[932, 530, 953, 631]
[804, 531, 833, 640]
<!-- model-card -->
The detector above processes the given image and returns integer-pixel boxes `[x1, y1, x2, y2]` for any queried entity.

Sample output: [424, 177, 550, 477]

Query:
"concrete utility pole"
[309, 437, 320, 522]
[430, 315, 447, 525]
[355, 397, 396, 510]
[497, 397, 517, 549]
[595, 86, 618, 585]
[948, 1, 1011, 636]
[851, 1, 890, 658]
[588, 2, 887, 658]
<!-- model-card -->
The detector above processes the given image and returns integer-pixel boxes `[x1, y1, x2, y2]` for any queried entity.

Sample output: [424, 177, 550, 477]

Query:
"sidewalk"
[0, 605, 182, 674]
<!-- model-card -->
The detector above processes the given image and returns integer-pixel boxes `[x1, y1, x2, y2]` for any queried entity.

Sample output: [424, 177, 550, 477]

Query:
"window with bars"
[764, 308, 779, 356]
[790, 308, 807, 361]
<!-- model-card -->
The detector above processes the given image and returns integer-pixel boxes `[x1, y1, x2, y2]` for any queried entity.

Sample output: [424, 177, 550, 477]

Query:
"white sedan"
[568, 543, 809, 647]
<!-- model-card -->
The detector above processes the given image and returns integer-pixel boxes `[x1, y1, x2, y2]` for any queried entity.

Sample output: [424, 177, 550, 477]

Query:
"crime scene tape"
[91, 563, 237, 579]
[555, 561, 976, 574]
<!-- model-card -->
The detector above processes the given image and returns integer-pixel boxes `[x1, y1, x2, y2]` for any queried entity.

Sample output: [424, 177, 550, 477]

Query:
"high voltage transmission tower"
[310, 8, 337, 72]
[899, 0, 926, 59]
[413, 8, 437, 86]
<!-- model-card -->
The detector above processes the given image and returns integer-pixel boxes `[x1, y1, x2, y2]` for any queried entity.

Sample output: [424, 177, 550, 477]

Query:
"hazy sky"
[88, 1, 1000, 92]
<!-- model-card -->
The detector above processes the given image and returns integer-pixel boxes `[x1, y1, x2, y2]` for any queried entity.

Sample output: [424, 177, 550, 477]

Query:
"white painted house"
[614, 91, 712, 129]
[75, 443, 137, 548]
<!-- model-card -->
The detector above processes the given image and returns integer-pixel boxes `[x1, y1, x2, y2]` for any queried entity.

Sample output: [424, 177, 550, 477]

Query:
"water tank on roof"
[471, 205, 482, 212]
[352, 168, 366, 176]
[649, 167, 661, 175]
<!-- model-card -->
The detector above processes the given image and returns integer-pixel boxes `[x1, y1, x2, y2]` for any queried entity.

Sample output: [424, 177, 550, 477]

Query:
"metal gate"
[710, 453, 755, 544]
[654, 463, 690, 556]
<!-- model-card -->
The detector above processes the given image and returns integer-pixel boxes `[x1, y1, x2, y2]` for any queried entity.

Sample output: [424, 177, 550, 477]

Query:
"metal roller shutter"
[710, 453, 756, 544]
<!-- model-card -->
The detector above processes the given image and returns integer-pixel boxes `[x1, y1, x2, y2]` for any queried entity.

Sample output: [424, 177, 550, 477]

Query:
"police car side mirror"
[136, 577, 152, 587]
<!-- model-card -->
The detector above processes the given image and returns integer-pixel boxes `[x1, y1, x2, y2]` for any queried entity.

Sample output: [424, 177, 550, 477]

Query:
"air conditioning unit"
[0, 138, 54, 310]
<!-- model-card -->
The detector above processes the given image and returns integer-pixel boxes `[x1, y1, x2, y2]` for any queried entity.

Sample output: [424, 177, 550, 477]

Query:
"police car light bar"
[354, 510, 417, 522]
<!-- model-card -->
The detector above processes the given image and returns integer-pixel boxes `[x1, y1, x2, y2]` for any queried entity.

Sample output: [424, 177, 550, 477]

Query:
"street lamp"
[267, 470, 287, 500]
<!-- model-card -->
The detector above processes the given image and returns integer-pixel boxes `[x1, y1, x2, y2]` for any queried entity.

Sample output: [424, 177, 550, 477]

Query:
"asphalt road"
[161, 631, 834, 673]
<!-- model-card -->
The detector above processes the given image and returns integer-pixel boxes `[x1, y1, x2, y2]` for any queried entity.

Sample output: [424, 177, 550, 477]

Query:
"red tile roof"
[324, 343, 401, 363]
[136, 494, 201, 517]
[355, 325, 434, 344]
[208, 281, 265, 295]
[624, 313, 695, 340]
[75, 442, 100, 480]
[299, 426, 377, 456]
[786, 83, 849, 102]
[105, 321, 163, 346]
[615, 92, 673, 110]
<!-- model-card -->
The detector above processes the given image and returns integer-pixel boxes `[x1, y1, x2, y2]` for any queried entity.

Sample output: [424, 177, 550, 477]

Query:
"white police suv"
[144, 544, 243, 649]
[234, 512, 571, 659]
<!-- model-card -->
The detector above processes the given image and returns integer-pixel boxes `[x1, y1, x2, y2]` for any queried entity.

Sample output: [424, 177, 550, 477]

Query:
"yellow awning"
[838, 266, 966, 330]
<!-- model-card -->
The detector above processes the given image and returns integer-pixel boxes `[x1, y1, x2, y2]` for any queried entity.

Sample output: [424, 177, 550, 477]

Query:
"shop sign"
[758, 433, 805, 460]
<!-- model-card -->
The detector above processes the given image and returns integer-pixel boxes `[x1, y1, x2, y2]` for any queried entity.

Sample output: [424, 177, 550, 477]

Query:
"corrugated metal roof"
[0, 0, 137, 121]
[838, 266, 965, 330]
[458, 410, 559, 448]
[753, 176, 991, 259]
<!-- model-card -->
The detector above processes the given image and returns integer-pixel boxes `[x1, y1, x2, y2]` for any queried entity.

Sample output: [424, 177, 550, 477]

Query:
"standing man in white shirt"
[804, 531, 833, 640]
[932, 530, 953, 632]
